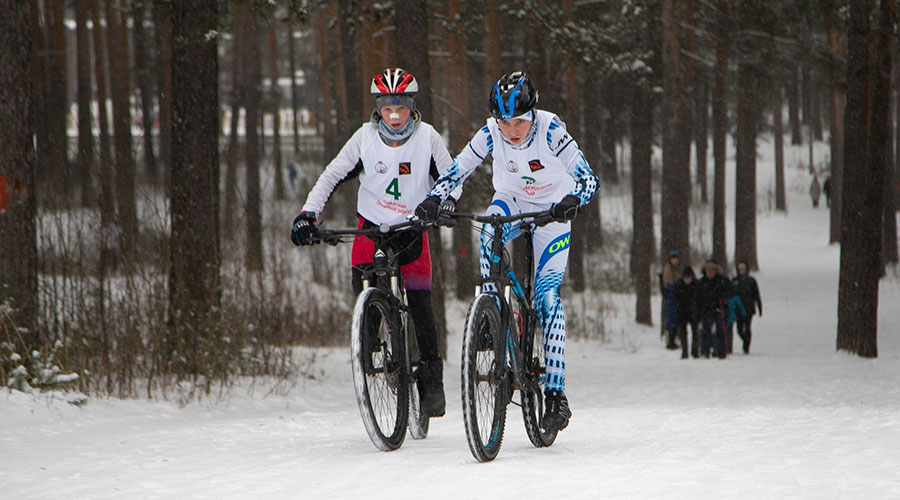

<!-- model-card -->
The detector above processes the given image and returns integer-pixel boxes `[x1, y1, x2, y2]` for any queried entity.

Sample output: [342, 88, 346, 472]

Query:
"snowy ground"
[3, 148, 900, 499]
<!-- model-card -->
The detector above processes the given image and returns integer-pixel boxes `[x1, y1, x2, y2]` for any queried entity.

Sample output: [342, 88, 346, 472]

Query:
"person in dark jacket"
[732, 261, 762, 354]
[673, 266, 699, 359]
[696, 260, 732, 358]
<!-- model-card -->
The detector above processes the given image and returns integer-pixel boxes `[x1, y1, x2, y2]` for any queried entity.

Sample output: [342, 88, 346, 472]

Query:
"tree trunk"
[711, 0, 729, 268]
[91, 0, 116, 248]
[168, 0, 221, 374]
[882, 26, 898, 266]
[153, 0, 173, 192]
[679, 0, 696, 224]
[268, 21, 285, 201]
[811, 72, 824, 141]
[789, 67, 802, 145]
[734, 62, 758, 270]
[106, 0, 137, 267]
[338, 0, 363, 138]
[244, 15, 264, 272]
[837, 0, 882, 357]
[132, 0, 158, 182]
[599, 80, 619, 184]
[316, 8, 336, 160]
[0, 0, 40, 356]
[223, 5, 244, 237]
[448, 0, 473, 300]
[660, 0, 689, 261]
[774, 67, 786, 212]
[75, 0, 96, 207]
[695, 75, 709, 204]
[287, 15, 300, 156]
[826, 19, 845, 244]
[46, 0, 69, 204]
[631, 81, 654, 326]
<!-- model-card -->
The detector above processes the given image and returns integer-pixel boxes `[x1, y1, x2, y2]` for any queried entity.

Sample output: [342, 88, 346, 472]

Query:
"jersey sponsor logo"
[506, 160, 519, 173]
[548, 234, 570, 254]
[521, 176, 536, 185]
[374, 161, 388, 174]
[399, 162, 411, 175]
[528, 159, 545, 172]
[522, 181, 553, 196]
[555, 134, 569, 149]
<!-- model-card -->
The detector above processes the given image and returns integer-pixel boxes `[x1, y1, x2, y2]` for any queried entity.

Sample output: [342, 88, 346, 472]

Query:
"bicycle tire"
[461, 293, 508, 462]
[406, 317, 429, 440]
[350, 288, 409, 451]
[520, 314, 558, 447]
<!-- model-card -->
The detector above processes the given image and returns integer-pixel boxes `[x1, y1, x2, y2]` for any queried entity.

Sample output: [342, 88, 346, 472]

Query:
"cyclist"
[291, 68, 459, 418]
[416, 71, 598, 431]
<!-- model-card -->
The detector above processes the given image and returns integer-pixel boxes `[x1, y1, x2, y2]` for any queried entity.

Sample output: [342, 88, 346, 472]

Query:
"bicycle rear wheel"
[406, 317, 429, 440]
[521, 315, 558, 447]
[461, 293, 508, 462]
[350, 288, 409, 451]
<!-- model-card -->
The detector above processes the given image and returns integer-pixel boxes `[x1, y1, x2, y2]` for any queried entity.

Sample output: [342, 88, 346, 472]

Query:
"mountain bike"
[303, 219, 430, 451]
[445, 210, 560, 462]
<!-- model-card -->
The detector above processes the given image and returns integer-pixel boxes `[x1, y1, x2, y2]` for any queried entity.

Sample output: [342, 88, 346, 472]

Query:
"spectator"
[726, 291, 746, 354]
[733, 261, 763, 354]
[696, 259, 732, 359]
[661, 251, 683, 350]
[823, 175, 832, 207]
[810, 174, 821, 208]
[673, 266, 698, 359]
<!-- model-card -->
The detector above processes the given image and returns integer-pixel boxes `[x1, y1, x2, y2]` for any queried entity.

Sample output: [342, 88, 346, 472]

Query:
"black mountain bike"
[446, 210, 560, 462]
[303, 220, 430, 451]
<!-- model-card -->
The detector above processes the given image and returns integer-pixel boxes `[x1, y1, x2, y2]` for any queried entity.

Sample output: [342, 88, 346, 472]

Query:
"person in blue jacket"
[732, 261, 762, 354]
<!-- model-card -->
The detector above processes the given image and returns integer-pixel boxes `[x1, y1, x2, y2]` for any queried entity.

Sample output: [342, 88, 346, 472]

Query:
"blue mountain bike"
[445, 210, 559, 462]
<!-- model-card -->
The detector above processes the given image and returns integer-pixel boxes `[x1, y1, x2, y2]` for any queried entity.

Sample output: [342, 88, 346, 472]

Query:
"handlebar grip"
[532, 212, 556, 227]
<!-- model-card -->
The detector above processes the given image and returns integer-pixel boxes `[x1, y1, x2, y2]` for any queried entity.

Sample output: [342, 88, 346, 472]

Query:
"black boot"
[541, 389, 571, 431]
[418, 360, 445, 417]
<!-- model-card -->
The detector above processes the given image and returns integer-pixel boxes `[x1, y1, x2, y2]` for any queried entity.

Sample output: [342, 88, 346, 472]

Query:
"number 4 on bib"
[386, 178, 402, 200]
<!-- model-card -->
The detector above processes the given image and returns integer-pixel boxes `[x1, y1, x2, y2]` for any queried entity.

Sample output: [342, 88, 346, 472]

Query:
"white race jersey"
[302, 120, 456, 225]
[428, 109, 598, 207]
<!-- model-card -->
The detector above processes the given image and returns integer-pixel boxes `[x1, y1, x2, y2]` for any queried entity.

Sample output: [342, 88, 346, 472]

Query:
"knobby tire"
[461, 293, 508, 462]
[350, 288, 409, 451]
[520, 313, 558, 447]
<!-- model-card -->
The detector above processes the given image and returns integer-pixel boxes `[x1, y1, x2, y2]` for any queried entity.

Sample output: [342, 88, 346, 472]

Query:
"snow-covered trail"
[3, 162, 900, 499]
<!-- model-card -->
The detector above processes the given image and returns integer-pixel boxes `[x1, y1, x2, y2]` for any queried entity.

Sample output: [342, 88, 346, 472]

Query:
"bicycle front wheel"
[461, 293, 508, 462]
[350, 288, 409, 451]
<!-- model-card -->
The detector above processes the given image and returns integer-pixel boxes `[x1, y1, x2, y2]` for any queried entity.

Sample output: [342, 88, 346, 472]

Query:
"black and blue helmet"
[489, 71, 538, 120]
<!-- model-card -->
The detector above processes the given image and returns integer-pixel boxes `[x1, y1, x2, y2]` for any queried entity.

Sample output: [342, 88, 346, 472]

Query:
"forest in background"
[0, 0, 897, 398]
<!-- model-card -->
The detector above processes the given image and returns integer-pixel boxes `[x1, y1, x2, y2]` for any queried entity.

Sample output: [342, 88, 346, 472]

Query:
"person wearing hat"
[415, 71, 599, 432]
[673, 266, 699, 359]
[696, 259, 733, 358]
[661, 251, 683, 349]
[291, 68, 461, 418]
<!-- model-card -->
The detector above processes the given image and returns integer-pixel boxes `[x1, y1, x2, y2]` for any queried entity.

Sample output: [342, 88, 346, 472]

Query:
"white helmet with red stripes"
[370, 68, 418, 96]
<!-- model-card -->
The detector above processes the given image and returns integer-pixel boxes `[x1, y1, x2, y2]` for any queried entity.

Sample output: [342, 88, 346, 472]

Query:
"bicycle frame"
[452, 211, 552, 393]
[306, 218, 432, 448]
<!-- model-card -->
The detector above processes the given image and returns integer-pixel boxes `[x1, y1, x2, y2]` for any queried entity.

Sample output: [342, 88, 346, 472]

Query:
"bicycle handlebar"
[443, 210, 557, 227]
[305, 218, 430, 246]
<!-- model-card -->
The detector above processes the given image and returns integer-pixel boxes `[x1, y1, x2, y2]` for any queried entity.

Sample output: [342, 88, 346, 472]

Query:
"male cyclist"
[416, 71, 598, 431]
[291, 68, 459, 417]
